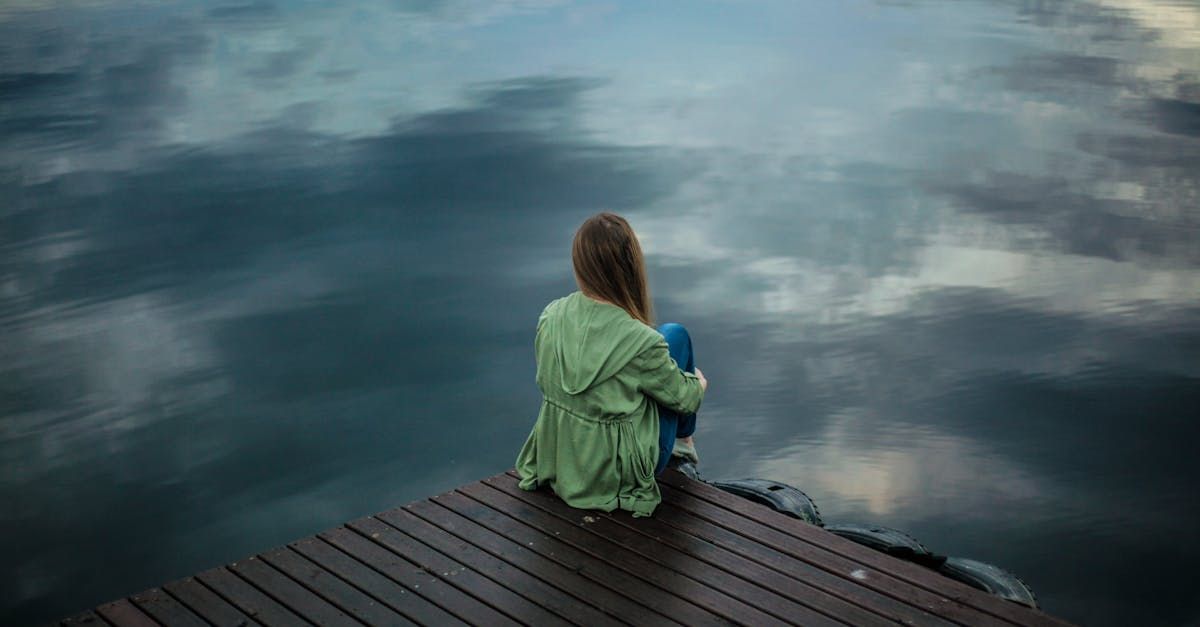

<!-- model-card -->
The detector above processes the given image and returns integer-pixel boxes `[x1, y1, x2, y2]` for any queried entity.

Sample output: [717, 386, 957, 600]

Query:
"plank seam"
[264, 547, 374, 626]
[432, 490, 682, 626]
[479, 477, 794, 627]
[168, 578, 261, 627]
[650, 494, 957, 627]
[655, 481, 1004, 626]
[654, 484, 975, 626]
[566, 489, 862, 626]
[343, 517, 536, 626]
[96, 598, 163, 627]
[190, 573, 273, 626]
[282, 542, 421, 625]
[316, 530, 516, 627]
[304, 534, 460, 625]
[657, 473, 1056, 627]
[157, 583, 208, 619]
[148, 586, 217, 624]
[451, 486, 722, 626]
[403, 498, 634, 626]
[487, 476, 830, 626]
[225, 563, 320, 626]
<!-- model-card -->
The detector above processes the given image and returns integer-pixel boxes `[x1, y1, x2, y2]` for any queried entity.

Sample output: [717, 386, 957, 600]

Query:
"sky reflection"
[2, 0, 1198, 625]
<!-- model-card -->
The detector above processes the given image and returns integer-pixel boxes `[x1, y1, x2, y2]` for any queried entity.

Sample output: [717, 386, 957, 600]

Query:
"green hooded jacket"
[515, 291, 705, 517]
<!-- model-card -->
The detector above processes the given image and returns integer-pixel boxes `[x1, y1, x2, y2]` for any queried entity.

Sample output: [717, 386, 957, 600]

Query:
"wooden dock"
[58, 468, 1073, 626]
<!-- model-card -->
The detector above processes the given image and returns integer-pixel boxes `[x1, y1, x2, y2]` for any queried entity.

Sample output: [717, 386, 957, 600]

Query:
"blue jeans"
[654, 322, 697, 475]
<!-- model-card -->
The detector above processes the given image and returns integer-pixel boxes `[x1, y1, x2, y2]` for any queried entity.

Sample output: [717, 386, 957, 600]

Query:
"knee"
[657, 322, 689, 344]
[657, 322, 692, 357]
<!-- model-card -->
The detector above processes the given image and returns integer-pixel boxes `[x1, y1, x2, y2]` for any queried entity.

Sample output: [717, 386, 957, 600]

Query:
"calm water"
[2, 1, 1198, 624]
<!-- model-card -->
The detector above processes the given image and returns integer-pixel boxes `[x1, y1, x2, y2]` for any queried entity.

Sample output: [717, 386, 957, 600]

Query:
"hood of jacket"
[538, 291, 661, 396]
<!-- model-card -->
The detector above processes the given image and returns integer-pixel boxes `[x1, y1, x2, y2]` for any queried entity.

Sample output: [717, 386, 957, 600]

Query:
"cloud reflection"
[1, 0, 1198, 625]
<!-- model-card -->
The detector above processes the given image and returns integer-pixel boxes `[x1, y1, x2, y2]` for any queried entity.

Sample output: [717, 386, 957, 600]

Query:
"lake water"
[2, 1, 1198, 625]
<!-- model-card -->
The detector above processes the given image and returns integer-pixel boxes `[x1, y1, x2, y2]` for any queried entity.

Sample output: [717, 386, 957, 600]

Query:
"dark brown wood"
[344, 516, 570, 626]
[231, 554, 361, 626]
[94, 599, 157, 627]
[161, 576, 260, 627]
[592, 495, 892, 626]
[194, 566, 308, 626]
[257, 546, 414, 626]
[657, 469, 1074, 627]
[375, 507, 627, 627]
[445, 486, 731, 627]
[289, 536, 467, 626]
[485, 473, 826, 626]
[128, 588, 207, 627]
[657, 482, 993, 624]
[407, 495, 679, 626]
[456, 484, 741, 626]
[60, 610, 109, 625]
[318, 526, 519, 627]
[652, 490, 960, 627]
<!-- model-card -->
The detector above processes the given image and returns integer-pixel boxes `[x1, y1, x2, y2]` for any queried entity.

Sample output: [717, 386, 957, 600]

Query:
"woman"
[515, 212, 708, 518]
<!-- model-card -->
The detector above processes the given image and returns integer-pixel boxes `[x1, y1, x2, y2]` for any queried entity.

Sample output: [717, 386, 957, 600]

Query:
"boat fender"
[938, 557, 1039, 609]
[824, 523, 947, 568]
[707, 478, 823, 526]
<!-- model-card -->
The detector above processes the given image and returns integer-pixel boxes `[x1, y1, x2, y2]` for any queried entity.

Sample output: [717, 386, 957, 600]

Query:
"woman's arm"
[632, 339, 706, 415]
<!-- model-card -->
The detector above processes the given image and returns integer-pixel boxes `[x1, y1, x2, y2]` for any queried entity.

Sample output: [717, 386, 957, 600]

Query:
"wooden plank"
[228, 555, 358, 626]
[343, 517, 570, 626]
[317, 527, 517, 627]
[656, 480, 983, 624]
[94, 599, 157, 627]
[60, 610, 110, 625]
[484, 473, 825, 626]
[589, 495, 894, 626]
[464, 482, 751, 626]
[653, 486, 962, 627]
[445, 486, 730, 627]
[128, 588, 207, 627]
[289, 536, 467, 626]
[258, 546, 414, 626]
[194, 567, 307, 626]
[408, 494, 680, 626]
[162, 576, 261, 627]
[656, 469, 1073, 627]
[374, 506, 627, 627]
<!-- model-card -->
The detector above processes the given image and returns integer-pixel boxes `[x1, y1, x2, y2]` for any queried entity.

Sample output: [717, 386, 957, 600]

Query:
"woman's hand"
[694, 367, 708, 392]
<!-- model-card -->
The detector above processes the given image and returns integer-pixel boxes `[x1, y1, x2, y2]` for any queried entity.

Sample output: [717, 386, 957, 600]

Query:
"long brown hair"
[572, 212, 654, 326]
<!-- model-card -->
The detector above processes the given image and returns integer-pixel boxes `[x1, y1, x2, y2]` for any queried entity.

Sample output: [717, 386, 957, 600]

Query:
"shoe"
[671, 438, 699, 465]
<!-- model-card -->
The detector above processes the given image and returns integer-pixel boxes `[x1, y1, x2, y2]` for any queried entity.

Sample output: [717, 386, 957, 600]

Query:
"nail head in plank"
[594, 501, 890, 627]
[257, 546, 415, 626]
[452, 484, 735, 626]
[344, 516, 570, 626]
[195, 567, 307, 627]
[228, 555, 357, 626]
[94, 599, 157, 627]
[315, 527, 516, 627]
[375, 506, 626, 627]
[444, 487, 724, 627]
[485, 473, 802, 626]
[128, 588, 208, 627]
[162, 576, 260, 627]
[288, 536, 466, 626]
[408, 496, 676, 626]
[656, 469, 1071, 627]
[654, 486, 960, 627]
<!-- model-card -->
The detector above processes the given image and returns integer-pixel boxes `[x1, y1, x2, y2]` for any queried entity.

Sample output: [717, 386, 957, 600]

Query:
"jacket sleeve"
[632, 338, 705, 415]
